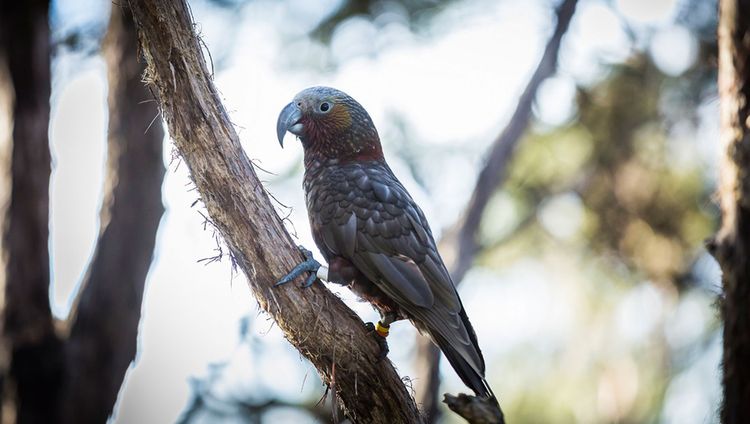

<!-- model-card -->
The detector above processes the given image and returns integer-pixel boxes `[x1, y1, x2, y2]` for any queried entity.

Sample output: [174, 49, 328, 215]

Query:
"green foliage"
[500, 53, 716, 287]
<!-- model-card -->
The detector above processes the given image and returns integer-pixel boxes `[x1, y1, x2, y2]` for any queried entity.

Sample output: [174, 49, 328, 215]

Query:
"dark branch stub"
[444, 394, 505, 424]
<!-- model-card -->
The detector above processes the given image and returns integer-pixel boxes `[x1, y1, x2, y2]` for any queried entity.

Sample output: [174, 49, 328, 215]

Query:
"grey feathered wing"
[311, 163, 492, 398]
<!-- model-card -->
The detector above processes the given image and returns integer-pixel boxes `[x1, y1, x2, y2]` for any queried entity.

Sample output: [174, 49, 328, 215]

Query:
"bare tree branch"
[445, 0, 579, 283]
[415, 0, 579, 420]
[60, 5, 165, 423]
[127, 1, 423, 422]
[0, 2, 64, 422]
[709, 0, 750, 422]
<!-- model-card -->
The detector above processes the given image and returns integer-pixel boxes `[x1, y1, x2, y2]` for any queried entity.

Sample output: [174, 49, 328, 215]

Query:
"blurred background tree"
[0, 0, 726, 423]
[711, 0, 750, 422]
[0, 2, 163, 423]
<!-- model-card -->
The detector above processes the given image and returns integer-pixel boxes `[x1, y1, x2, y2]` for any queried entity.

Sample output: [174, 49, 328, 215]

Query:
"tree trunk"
[414, 0, 579, 420]
[0, 1, 63, 423]
[60, 5, 166, 423]
[0, 21, 12, 424]
[712, 1, 750, 422]
[127, 1, 423, 423]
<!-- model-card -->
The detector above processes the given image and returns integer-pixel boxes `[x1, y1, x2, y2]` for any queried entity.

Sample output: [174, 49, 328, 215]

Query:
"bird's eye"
[319, 102, 331, 112]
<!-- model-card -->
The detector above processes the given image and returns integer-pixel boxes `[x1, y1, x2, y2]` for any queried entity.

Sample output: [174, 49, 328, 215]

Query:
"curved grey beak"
[276, 102, 303, 147]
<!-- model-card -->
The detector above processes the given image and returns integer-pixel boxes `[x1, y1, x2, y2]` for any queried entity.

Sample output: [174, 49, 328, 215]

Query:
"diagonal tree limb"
[60, 5, 166, 423]
[127, 1, 423, 423]
[415, 0, 579, 421]
[445, 0, 579, 283]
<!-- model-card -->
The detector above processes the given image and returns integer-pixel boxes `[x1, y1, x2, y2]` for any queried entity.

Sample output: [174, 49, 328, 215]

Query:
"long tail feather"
[433, 331, 494, 399]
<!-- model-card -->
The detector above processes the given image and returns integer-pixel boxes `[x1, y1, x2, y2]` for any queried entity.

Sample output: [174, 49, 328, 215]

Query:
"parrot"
[275, 86, 495, 401]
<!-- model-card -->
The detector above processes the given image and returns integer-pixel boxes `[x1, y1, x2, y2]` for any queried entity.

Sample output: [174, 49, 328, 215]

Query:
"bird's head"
[276, 86, 383, 162]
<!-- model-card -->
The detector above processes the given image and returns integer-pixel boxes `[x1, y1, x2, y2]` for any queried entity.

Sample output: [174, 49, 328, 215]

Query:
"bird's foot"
[275, 246, 322, 288]
[364, 321, 390, 361]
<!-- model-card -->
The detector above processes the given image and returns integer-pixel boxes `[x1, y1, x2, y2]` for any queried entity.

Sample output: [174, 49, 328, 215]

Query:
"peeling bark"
[711, 1, 750, 422]
[127, 1, 423, 422]
[61, 6, 165, 423]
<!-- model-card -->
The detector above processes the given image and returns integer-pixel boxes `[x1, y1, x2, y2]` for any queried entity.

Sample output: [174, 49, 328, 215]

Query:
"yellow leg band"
[375, 321, 390, 337]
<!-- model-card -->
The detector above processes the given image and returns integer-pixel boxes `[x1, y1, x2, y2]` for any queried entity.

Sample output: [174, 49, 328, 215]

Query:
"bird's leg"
[275, 246, 326, 288]
[364, 312, 397, 361]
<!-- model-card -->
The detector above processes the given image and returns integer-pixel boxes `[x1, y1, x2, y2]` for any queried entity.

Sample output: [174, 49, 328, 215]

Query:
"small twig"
[143, 109, 162, 134]
[331, 360, 340, 424]
[250, 158, 277, 176]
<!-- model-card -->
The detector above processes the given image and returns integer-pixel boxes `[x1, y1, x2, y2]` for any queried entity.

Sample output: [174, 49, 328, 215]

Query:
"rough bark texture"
[414, 0, 579, 421]
[60, 6, 166, 423]
[0, 2, 64, 423]
[712, 1, 750, 422]
[127, 1, 423, 423]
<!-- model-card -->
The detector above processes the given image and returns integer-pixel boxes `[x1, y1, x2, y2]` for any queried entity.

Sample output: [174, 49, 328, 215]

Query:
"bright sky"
[45, 0, 720, 423]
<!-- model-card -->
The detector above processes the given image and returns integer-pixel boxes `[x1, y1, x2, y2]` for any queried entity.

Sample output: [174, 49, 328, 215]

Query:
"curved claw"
[275, 245, 321, 288]
[302, 272, 317, 288]
[299, 246, 315, 261]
